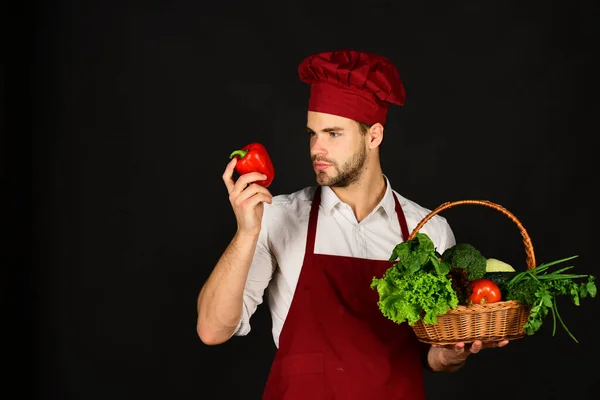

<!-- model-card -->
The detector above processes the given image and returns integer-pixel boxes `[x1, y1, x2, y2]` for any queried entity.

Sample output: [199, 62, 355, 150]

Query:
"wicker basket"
[408, 200, 535, 346]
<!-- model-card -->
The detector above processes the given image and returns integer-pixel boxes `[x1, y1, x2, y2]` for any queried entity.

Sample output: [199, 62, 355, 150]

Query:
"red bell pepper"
[229, 142, 275, 187]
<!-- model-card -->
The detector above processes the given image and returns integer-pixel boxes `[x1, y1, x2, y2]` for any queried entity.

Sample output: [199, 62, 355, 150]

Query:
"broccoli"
[505, 278, 541, 306]
[441, 243, 487, 281]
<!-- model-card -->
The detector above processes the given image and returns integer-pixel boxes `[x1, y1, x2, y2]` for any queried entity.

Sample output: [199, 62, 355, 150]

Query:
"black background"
[6, 0, 599, 399]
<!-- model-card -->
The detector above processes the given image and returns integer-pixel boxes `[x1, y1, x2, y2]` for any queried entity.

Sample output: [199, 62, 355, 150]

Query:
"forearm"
[196, 231, 259, 345]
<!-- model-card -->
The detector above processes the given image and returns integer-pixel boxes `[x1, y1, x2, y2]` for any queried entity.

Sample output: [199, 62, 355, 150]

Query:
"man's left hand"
[428, 339, 509, 372]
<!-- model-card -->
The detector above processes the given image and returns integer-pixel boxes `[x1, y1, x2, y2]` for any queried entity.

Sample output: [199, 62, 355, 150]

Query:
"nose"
[310, 135, 326, 158]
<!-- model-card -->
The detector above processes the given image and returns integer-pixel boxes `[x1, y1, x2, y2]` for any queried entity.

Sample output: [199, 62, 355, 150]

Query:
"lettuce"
[371, 267, 459, 326]
[371, 232, 458, 326]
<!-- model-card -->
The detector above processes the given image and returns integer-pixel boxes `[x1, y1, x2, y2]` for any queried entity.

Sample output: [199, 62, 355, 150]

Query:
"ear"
[367, 123, 384, 149]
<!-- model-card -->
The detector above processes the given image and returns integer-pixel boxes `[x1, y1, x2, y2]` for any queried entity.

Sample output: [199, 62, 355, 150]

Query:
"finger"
[469, 340, 483, 354]
[222, 158, 238, 194]
[485, 340, 509, 349]
[230, 172, 268, 198]
[237, 172, 268, 188]
[236, 183, 272, 204]
[453, 342, 465, 354]
[241, 193, 273, 209]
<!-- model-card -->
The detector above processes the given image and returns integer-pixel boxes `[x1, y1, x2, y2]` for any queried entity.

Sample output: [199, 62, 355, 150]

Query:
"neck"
[330, 165, 386, 223]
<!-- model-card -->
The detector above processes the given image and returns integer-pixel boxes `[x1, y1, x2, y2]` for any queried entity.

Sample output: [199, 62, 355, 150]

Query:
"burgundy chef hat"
[298, 49, 406, 126]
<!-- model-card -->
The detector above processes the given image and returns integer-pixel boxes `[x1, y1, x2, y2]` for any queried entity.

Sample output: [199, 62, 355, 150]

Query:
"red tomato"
[468, 279, 502, 304]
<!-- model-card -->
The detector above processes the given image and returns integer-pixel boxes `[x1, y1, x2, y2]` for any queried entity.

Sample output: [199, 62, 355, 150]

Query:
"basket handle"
[407, 200, 536, 271]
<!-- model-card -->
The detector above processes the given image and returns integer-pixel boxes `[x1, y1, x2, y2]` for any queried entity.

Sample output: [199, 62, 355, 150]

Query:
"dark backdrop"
[7, 0, 599, 399]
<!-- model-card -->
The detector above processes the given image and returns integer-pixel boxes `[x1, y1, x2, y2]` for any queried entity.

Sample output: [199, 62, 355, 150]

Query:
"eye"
[329, 131, 340, 137]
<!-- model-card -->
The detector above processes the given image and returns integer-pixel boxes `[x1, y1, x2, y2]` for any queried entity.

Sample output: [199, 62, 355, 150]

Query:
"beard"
[314, 144, 367, 188]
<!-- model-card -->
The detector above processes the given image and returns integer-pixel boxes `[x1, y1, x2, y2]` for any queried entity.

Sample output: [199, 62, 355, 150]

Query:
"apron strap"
[393, 193, 410, 242]
[305, 185, 410, 256]
[305, 186, 322, 257]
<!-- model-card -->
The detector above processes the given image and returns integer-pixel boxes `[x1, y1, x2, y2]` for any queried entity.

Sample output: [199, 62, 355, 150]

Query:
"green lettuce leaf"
[371, 267, 458, 326]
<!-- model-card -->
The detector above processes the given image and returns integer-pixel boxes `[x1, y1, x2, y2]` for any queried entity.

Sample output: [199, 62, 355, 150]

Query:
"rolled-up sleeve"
[233, 210, 277, 337]
[419, 213, 457, 255]
[437, 220, 456, 254]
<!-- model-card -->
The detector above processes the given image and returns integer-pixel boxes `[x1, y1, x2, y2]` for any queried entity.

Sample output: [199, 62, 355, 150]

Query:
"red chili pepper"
[229, 142, 275, 187]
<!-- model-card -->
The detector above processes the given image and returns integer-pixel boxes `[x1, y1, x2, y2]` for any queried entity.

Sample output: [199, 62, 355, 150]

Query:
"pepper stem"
[229, 149, 248, 159]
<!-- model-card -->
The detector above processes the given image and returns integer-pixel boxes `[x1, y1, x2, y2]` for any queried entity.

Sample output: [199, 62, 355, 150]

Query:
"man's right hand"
[223, 157, 273, 236]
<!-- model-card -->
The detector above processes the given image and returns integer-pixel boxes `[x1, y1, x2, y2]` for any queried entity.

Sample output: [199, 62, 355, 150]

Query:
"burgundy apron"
[262, 186, 426, 400]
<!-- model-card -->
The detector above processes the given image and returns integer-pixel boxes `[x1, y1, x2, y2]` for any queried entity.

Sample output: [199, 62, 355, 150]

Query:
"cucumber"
[486, 258, 516, 272]
[483, 271, 517, 287]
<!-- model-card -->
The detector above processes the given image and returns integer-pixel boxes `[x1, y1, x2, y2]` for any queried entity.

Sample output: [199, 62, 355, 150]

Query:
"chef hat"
[298, 49, 406, 126]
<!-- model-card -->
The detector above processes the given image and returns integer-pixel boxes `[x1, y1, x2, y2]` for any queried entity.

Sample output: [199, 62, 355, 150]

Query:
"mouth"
[314, 162, 332, 171]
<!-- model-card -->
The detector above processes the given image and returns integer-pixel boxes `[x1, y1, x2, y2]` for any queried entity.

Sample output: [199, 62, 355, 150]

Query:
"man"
[196, 49, 508, 399]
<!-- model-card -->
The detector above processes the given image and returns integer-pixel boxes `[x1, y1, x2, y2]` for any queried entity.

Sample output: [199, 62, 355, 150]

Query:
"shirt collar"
[379, 174, 397, 219]
[320, 185, 341, 215]
[320, 175, 397, 219]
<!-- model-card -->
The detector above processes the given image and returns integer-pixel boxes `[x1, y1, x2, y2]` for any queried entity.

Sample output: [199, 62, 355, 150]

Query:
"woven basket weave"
[409, 200, 534, 345]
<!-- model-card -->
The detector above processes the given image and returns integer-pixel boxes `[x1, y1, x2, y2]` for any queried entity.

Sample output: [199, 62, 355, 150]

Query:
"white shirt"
[233, 176, 456, 348]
